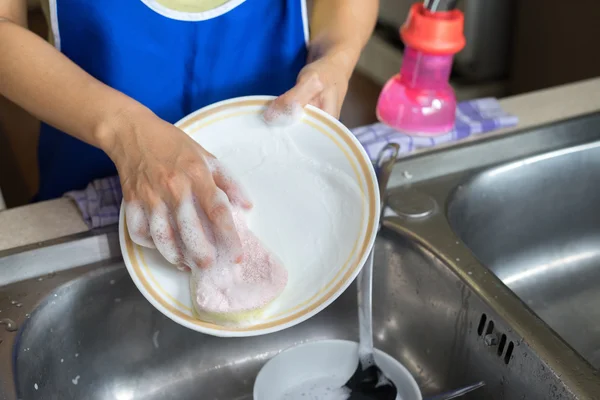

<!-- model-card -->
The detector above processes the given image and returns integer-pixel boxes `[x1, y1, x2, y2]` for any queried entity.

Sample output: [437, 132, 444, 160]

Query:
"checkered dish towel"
[65, 97, 518, 229]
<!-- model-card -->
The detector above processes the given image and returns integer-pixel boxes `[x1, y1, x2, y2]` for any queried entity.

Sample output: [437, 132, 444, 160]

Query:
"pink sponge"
[190, 208, 288, 325]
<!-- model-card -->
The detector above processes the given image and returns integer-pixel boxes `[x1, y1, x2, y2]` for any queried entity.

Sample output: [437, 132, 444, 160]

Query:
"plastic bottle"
[376, 3, 466, 136]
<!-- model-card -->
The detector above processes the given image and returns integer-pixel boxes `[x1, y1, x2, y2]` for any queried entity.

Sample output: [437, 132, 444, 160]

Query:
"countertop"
[1, 77, 600, 252]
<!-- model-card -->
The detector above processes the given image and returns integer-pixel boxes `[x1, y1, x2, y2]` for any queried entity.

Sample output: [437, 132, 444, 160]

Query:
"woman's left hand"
[264, 50, 354, 121]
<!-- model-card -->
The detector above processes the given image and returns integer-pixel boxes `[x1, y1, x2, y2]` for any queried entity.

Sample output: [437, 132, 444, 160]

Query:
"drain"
[477, 314, 487, 336]
[476, 313, 514, 365]
[504, 342, 514, 364]
[498, 334, 507, 356]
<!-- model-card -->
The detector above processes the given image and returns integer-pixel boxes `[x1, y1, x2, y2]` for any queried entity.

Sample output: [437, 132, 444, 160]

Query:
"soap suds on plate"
[262, 102, 304, 127]
[190, 205, 288, 318]
[280, 377, 351, 400]
[187, 119, 364, 325]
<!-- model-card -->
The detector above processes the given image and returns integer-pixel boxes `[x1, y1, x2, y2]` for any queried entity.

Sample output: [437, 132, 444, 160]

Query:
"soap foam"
[280, 378, 351, 400]
[186, 118, 364, 322]
[149, 202, 183, 266]
[176, 196, 215, 269]
[208, 158, 253, 210]
[262, 102, 304, 127]
[206, 189, 244, 263]
[125, 202, 155, 248]
[191, 206, 288, 315]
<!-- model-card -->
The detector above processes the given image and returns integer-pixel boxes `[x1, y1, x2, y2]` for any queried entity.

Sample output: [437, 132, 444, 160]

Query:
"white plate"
[254, 340, 422, 400]
[119, 95, 379, 337]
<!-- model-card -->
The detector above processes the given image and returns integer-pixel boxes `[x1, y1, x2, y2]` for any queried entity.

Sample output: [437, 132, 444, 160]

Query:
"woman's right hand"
[104, 106, 252, 271]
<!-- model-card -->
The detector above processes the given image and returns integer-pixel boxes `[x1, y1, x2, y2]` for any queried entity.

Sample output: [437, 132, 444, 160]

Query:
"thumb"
[263, 73, 324, 126]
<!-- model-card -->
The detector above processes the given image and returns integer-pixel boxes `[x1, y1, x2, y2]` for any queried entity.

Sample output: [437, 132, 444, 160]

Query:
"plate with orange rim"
[119, 95, 380, 337]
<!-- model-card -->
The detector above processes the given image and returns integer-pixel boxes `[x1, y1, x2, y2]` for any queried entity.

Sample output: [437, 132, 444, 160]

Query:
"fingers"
[125, 201, 155, 248]
[193, 179, 244, 264]
[125, 182, 208, 271]
[158, 171, 217, 270]
[122, 140, 248, 270]
[125, 171, 244, 270]
[175, 196, 216, 269]
[321, 88, 341, 118]
[281, 72, 325, 108]
[149, 202, 184, 267]
[263, 73, 324, 126]
[209, 160, 252, 210]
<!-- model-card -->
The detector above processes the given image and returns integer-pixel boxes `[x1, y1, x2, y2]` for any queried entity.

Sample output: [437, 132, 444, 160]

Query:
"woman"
[0, 0, 377, 269]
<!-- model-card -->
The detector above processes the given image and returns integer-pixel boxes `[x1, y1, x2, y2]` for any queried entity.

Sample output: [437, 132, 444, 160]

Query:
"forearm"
[309, 0, 378, 75]
[0, 18, 148, 154]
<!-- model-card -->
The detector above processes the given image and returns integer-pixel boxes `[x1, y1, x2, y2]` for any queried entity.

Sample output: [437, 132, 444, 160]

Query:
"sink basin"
[3, 112, 600, 399]
[448, 141, 600, 369]
[0, 229, 575, 400]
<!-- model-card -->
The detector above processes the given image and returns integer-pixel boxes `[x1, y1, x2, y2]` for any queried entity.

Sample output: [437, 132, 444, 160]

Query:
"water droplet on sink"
[153, 330, 160, 349]
[0, 318, 18, 332]
[61, 358, 64, 363]
[34, 383, 38, 391]
[10, 300, 17, 305]
[15, 303, 22, 308]
[75, 353, 79, 357]
[72, 375, 80, 385]
[110, 280, 116, 285]
[25, 314, 30, 318]
[37, 277, 44, 282]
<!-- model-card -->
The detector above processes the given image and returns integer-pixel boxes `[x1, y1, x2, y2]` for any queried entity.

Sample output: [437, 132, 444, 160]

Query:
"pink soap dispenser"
[376, 2, 466, 136]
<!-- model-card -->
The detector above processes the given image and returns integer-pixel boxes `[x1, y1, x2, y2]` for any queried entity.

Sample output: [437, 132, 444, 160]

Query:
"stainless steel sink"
[448, 141, 600, 370]
[0, 227, 582, 400]
[2, 112, 600, 399]
[382, 112, 600, 399]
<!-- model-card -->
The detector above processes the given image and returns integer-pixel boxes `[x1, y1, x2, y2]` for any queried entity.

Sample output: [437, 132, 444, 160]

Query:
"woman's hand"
[264, 49, 353, 121]
[264, 0, 377, 122]
[105, 106, 252, 271]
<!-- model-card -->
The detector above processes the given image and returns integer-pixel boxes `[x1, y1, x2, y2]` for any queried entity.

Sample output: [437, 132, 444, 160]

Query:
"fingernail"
[238, 199, 253, 210]
[196, 256, 214, 269]
[234, 253, 244, 264]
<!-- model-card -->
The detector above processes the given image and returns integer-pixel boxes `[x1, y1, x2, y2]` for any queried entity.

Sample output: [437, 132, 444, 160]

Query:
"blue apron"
[37, 0, 308, 201]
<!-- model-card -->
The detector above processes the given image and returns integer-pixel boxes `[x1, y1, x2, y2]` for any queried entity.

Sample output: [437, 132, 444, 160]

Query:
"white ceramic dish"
[254, 339, 422, 400]
[119, 95, 380, 337]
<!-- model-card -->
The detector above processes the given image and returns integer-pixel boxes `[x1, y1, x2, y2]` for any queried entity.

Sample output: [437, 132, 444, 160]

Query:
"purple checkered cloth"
[64, 176, 122, 229]
[65, 97, 517, 229]
[353, 97, 518, 161]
